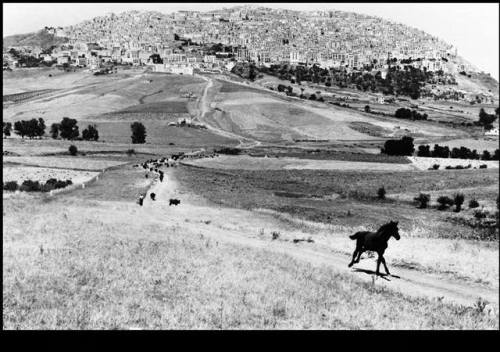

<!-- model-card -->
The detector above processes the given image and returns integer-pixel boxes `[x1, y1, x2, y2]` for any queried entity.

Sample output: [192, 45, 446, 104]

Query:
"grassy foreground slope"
[3, 165, 498, 329]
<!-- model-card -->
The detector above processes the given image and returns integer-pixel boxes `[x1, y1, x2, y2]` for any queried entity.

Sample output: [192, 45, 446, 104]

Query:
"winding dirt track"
[195, 75, 262, 149]
[140, 168, 498, 309]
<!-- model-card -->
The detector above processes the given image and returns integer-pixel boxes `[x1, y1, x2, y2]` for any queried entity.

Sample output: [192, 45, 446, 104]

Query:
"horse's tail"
[349, 232, 364, 240]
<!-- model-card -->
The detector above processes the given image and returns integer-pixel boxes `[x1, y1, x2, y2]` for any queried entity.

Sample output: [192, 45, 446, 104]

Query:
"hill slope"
[3, 30, 68, 50]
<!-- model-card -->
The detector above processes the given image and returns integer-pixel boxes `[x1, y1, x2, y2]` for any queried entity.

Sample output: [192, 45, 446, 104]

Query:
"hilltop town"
[3, 6, 497, 103]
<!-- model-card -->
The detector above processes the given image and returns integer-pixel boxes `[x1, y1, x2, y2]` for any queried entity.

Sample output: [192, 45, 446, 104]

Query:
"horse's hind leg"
[348, 249, 358, 267]
[376, 255, 382, 276]
[354, 249, 362, 263]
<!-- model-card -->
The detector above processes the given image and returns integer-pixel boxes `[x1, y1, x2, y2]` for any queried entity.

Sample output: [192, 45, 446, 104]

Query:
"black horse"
[348, 221, 400, 276]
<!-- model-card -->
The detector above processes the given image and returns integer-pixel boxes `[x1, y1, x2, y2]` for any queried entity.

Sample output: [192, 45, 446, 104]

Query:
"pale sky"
[3, 2, 499, 80]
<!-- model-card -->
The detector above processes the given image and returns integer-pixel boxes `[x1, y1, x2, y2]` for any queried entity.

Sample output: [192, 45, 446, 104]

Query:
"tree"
[68, 145, 78, 156]
[59, 117, 79, 140]
[82, 124, 99, 141]
[50, 123, 60, 139]
[417, 145, 431, 157]
[364, 105, 371, 113]
[454, 193, 465, 212]
[377, 186, 386, 200]
[35, 118, 45, 138]
[131, 122, 146, 144]
[3, 122, 12, 137]
[414, 193, 430, 209]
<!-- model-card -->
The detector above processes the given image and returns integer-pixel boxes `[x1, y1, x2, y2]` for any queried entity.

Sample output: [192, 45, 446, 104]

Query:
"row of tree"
[394, 108, 428, 120]
[3, 117, 99, 142]
[417, 144, 499, 160]
[10, 118, 46, 139]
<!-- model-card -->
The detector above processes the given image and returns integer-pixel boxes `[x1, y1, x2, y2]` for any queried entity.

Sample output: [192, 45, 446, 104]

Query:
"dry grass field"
[3, 155, 127, 171]
[3, 166, 498, 329]
[183, 155, 416, 171]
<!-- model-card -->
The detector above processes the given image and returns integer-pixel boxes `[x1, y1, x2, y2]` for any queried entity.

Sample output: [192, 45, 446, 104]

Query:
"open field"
[408, 156, 499, 171]
[3, 166, 98, 185]
[183, 155, 416, 171]
[3, 156, 128, 171]
[3, 167, 498, 329]
[175, 164, 498, 241]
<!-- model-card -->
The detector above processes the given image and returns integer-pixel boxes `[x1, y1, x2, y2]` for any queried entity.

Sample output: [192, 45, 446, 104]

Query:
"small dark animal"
[169, 198, 180, 206]
[138, 195, 144, 206]
[150, 193, 156, 201]
[348, 221, 400, 276]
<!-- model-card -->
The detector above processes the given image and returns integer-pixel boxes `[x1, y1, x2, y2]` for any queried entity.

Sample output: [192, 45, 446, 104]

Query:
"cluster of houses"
[2, 6, 487, 83]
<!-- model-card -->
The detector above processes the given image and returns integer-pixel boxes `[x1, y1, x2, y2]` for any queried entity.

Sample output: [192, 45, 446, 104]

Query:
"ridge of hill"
[3, 30, 69, 51]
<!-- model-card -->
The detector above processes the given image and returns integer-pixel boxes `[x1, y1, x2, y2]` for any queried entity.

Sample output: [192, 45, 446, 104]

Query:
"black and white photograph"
[2, 1, 499, 330]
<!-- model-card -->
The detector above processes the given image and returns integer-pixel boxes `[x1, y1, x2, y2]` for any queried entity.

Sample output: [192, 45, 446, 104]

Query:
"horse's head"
[389, 221, 400, 240]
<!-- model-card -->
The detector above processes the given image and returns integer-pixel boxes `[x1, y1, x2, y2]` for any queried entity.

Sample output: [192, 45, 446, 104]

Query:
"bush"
[437, 196, 454, 210]
[479, 164, 487, 169]
[454, 193, 465, 212]
[377, 186, 386, 200]
[414, 193, 430, 208]
[69, 145, 78, 156]
[3, 181, 18, 191]
[126, 149, 135, 156]
[469, 199, 480, 209]
[20, 180, 41, 192]
[432, 164, 440, 170]
[473, 209, 488, 219]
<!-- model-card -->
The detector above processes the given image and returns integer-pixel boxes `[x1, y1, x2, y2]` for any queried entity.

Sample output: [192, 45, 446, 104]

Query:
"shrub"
[437, 196, 454, 210]
[473, 209, 488, 219]
[20, 180, 41, 192]
[432, 164, 440, 170]
[454, 193, 465, 212]
[3, 181, 18, 191]
[469, 199, 480, 209]
[271, 231, 280, 240]
[126, 149, 135, 156]
[377, 186, 386, 200]
[414, 193, 430, 208]
[69, 145, 78, 156]
[479, 164, 487, 169]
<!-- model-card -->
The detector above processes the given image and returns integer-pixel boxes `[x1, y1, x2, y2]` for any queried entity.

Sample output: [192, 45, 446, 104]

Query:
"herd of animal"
[134, 156, 181, 207]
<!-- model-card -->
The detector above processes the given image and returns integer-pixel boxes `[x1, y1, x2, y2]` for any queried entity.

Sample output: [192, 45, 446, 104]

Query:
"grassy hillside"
[3, 30, 68, 50]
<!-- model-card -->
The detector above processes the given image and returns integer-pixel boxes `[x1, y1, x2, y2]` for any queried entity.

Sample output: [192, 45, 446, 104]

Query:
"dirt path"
[139, 168, 498, 309]
[195, 75, 262, 149]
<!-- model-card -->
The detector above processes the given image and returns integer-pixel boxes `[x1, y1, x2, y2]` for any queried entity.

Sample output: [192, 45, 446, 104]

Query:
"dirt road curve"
[140, 169, 498, 309]
[195, 75, 262, 149]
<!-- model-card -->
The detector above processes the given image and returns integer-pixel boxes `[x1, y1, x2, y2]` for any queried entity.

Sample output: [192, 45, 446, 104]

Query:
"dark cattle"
[169, 199, 180, 206]
[150, 193, 156, 201]
[138, 195, 144, 206]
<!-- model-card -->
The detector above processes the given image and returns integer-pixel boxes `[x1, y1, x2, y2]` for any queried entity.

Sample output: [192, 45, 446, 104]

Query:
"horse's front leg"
[348, 249, 358, 267]
[381, 256, 391, 276]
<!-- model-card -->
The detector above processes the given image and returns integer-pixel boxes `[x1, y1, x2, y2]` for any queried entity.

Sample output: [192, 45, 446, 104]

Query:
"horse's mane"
[376, 222, 395, 236]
